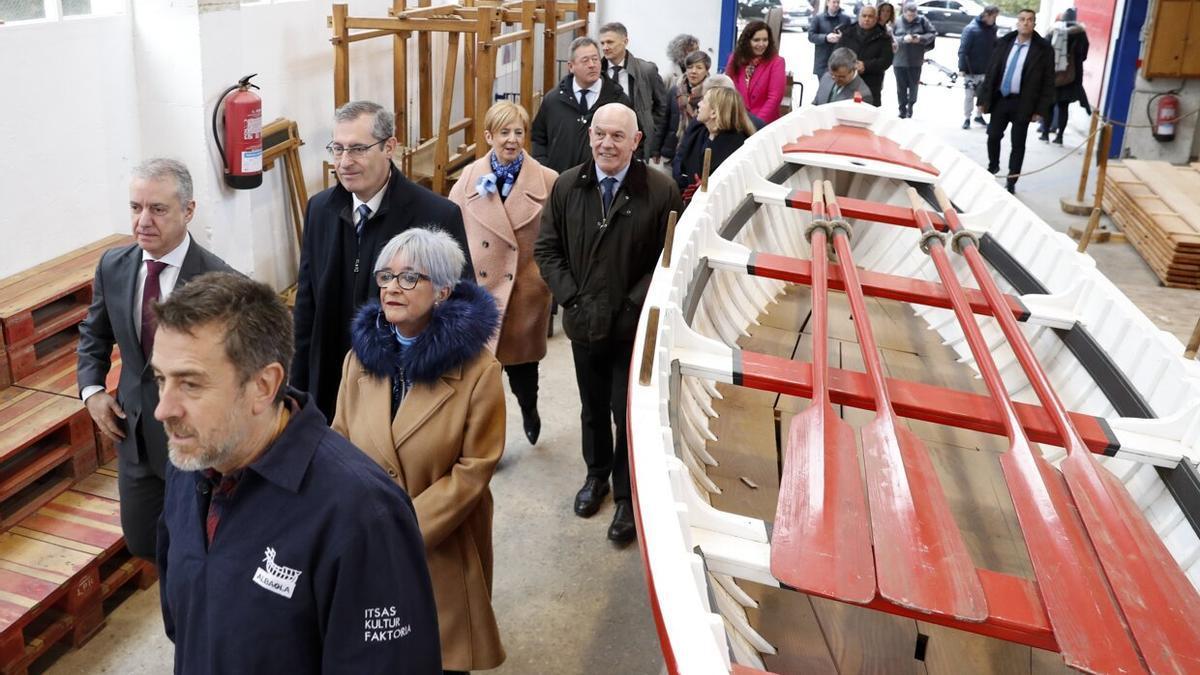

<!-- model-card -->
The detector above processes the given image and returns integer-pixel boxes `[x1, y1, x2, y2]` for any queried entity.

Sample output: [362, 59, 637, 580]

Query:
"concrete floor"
[42, 32, 1198, 675]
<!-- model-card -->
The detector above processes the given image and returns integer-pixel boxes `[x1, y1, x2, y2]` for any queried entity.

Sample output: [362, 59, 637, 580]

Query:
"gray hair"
[334, 100, 395, 141]
[374, 227, 465, 293]
[702, 73, 736, 94]
[598, 22, 628, 37]
[132, 158, 193, 208]
[666, 34, 700, 66]
[902, 1, 918, 10]
[568, 36, 600, 61]
[982, 4, 1000, 14]
[828, 48, 858, 72]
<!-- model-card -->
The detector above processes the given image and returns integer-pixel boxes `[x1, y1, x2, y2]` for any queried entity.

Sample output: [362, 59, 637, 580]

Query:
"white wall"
[0, 14, 138, 278]
[596, 0, 723, 80]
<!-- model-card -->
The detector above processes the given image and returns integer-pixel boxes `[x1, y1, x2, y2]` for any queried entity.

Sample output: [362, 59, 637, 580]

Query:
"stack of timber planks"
[0, 236, 157, 674]
[1103, 159, 1200, 288]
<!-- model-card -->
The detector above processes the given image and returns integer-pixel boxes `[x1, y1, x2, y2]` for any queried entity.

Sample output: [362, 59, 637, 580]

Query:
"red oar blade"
[998, 439, 1147, 674]
[1062, 444, 1200, 674]
[771, 401, 874, 603]
[862, 418, 988, 621]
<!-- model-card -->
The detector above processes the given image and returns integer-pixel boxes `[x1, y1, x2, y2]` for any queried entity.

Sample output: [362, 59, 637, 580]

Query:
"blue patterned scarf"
[477, 151, 524, 199]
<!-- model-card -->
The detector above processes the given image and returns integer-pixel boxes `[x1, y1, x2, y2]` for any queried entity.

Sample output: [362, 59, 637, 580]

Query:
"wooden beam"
[434, 31, 461, 194]
[520, 0, 535, 116]
[464, 1, 478, 152]
[332, 4, 350, 108]
[347, 17, 478, 33]
[543, 0, 558, 95]
[418, 0, 432, 142]
[556, 18, 585, 33]
[393, 3, 409, 147]
[475, 5, 498, 157]
[574, 0, 589, 36]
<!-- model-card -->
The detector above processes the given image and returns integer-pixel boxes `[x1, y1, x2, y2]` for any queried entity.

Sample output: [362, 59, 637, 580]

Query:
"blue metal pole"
[1104, 0, 1149, 157]
[719, 0, 738, 72]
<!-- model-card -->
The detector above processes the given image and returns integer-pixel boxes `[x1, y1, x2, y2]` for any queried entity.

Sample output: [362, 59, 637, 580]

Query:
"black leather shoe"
[522, 407, 541, 445]
[607, 500, 637, 542]
[1053, 133, 1064, 145]
[1005, 181, 1016, 194]
[974, 115, 987, 126]
[1038, 131, 1050, 142]
[987, 164, 999, 175]
[574, 478, 609, 518]
[961, 119, 971, 130]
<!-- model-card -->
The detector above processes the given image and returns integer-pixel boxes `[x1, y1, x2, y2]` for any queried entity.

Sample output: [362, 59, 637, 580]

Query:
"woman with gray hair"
[664, 33, 701, 89]
[332, 227, 506, 673]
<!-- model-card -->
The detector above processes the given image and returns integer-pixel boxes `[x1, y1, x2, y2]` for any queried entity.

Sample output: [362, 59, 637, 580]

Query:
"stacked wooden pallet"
[0, 235, 156, 674]
[1103, 159, 1200, 288]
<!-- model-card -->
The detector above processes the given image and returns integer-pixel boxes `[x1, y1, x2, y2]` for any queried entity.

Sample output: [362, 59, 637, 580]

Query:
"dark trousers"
[503, 361, 539, 413]
[894, 66, 922, 115]
[987, 95, 1031, 184]
[1038, 101, 1071, 135]
[118, 420, 167, 559]
[570, 340, 634, 502]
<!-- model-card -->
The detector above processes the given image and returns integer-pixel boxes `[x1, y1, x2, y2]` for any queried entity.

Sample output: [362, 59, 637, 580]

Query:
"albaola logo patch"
[252, 547, 302, 599]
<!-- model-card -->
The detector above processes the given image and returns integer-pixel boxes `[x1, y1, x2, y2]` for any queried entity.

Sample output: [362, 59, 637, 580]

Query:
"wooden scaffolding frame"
[329, 0, 594, 194]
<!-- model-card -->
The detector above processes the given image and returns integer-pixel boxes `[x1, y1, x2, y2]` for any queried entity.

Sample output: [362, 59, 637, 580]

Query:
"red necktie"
[141, 260, 168, 359]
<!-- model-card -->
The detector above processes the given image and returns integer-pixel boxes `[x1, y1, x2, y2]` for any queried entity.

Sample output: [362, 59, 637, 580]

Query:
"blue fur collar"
[351, 281, 499, 385]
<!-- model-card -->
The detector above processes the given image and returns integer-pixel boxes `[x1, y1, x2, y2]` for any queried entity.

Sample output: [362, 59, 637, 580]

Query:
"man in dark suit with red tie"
[77, 158, 232, 559]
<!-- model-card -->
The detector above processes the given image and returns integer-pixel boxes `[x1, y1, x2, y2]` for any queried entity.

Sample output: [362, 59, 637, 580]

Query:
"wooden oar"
[769, 181, 874, 604]
[825, 181, 986, 620]
[934, 185, 1200, 674]
[906, 189, 1145, 674]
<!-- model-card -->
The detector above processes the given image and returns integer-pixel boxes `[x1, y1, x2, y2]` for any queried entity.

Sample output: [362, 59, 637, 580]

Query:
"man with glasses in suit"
[290, 100, 473, 420]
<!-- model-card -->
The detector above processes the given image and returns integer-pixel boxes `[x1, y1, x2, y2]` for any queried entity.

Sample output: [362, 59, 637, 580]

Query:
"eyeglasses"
[375, 270, 430, 290]
[326, 139, 387, 159]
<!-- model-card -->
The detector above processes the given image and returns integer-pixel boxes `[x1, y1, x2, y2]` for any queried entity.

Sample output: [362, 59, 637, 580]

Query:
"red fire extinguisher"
[1153, 92, 1179, 142]
[213, 74, 263, 189]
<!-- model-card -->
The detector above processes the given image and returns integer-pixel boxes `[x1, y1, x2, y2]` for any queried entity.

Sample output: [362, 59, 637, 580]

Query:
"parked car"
[916, 0, 1015, 36]
[782, 0, 813, 31]
[739, 0, 781, 21]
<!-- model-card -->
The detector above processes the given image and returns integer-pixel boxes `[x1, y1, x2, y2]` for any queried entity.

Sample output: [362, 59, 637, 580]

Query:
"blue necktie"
[578, 89, 590, 114]
[355, 203, 371, 238]
[601, 177, 617, 213]
[1000, 42, 1026, 97]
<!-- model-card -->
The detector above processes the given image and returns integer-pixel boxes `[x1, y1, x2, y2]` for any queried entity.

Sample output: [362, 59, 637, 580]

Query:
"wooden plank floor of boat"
[702, 285, 1077, 674]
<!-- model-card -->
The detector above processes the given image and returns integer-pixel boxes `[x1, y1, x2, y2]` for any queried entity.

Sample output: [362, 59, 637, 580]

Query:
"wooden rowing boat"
[627, 101, 1200, 674]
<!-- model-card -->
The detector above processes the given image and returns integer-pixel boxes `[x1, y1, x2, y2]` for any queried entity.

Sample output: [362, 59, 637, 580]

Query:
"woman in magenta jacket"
[725, 20, 787, 124]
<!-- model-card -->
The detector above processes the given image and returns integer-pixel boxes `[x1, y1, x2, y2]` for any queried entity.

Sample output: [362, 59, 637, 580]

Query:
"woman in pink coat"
[449, 101, 558, 446]
[725, 20, 788, 124]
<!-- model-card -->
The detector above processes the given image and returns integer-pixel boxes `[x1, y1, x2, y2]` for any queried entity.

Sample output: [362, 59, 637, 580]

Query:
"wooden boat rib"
[627, 101, 1200, 674]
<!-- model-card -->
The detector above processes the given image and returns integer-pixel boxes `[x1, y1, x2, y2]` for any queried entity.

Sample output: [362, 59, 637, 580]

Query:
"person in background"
[809, 0, 855, 76]
[531, 36, 633, 173]
[726, 20, 787, 124]
[333, 228, 506, 675]
[813, 47, 875, 105]
[837, 5, 894, 106]
[959, 5, 1000, 129]
[599, 22, 669, 163]
[674, 86, 757, 203]
[448, 102, 558, 445]
[892, 2, 937, 118]
[1038, 8, 1089, 144]
[77, 158, 233, 561]
[534, 104, 683, 543]
[664, 33, 701, 91]
[977, 8, 1055, 193]
[657, 50, 711, 164]
[291, 100, 473, 421]
[878, 1, 897, 33]
[155, 272, 441, 674]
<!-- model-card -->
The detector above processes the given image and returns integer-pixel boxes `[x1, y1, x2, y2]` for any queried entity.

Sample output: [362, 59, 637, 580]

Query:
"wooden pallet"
[0, 235, 132, 386]
[0, 389, 98, 534]
[0, 470, 154, 675]
[1103, 160, 1200, 288]
[12, 350, 124, 466]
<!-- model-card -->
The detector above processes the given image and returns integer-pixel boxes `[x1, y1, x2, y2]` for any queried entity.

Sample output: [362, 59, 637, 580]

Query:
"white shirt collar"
[572, 78, 603, 99]
[142, 232, 191, 267]
[352, 180, 389, 218]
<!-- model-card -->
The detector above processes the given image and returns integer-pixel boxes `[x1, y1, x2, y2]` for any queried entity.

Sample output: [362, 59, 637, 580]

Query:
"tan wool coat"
[332, 349, 507, 671]
[448, 153, 557, 365]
